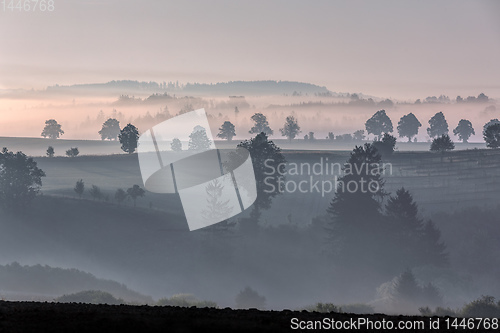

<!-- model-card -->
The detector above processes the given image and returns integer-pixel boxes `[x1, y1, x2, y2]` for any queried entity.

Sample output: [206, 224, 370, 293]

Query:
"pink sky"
[0, 0, 499, 100]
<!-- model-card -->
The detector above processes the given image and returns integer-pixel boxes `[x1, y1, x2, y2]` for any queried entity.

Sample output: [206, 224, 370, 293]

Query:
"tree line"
[39, 106, 500, 158]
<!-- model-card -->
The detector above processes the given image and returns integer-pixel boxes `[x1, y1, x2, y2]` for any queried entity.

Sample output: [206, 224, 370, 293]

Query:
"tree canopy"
[483, 123, 500, 149]
[0, 148, 45, 211]
[41, 119, 64, 139]
[365, 110, 393, 140]
[46, 146, 54, 157]
[217, 121, 236, 141]
[119, 124, 139, 154]
[127, 185, 145, 207]
[98, 118, 121, 140]
[430, 134, 455, 153]
[427, 112, 448, 138]
[249, 113, 273, 135]
[372, 133, 397, 157]
[170, 138, 183, 152]
[237, 133, 285, 221]
[453, 119, 475, 143]
[279, 116, 301, 142]
[397, 113, 421, 142]
[188, 127, 211, 150]
[66, 147, 79, 157]
[74, 179, 84, 198]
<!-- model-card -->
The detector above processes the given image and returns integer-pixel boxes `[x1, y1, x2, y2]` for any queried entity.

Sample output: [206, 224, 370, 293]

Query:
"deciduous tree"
[249, 113, 273, 135]
[217, 121, 236, 141]
[0, 148, 45, 211]
[119, 124, 139, 154]
[365, 110, 393, 140]
[453, 119, 475, 143]
[41, 119, 64, 139]
[279, 116, 301, 142]
[98, 118, 121, 140]
[397, 113, 421, 142]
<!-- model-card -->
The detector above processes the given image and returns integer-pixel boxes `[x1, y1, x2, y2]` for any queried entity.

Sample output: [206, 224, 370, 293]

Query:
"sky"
[0, 0, 499, 99]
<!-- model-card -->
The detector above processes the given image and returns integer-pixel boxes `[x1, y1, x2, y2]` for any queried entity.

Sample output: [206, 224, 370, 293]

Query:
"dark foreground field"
[0, 301, 473, 333]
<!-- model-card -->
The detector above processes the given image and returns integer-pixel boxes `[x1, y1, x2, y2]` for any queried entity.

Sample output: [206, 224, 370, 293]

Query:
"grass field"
[2, 135, 498, 225]
[0, 136, 488, 157]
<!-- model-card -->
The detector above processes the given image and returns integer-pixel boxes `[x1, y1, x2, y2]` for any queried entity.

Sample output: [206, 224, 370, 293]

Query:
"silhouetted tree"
[394, 269, 421, 301]
[476, 93, 489, 103]
[201, 179, 233, 222]
[237, 133, 286, 225]
[372, 133, 397, 157]
[421, 282, 443, 308]
[0, 148, 45, 211]
[41, 119, 64, 139]
[127, 185, 145, 207]
[453, 119, 475, 143]
[483, 119, 500, 133]
[326, 132, 335, 140]
[353, 130, 365, 141]
[89, 185, 103, 201]
[170, 138, 182, 152]
[98, 118, 121, 140]
[74, 179, 84, 199]
[430, 135, 454, 154]
[327, 144, 387, 261]
[336, 134, 353, 142]
[65, 147, 79, 157]
[217, 121, 236, 141]
[393, 270, 442, 309]
[188, 127, 211, 150]
[235, 287, 266, 309]
[119, 124, 139, 154]
[397, 113, 421, 142]
[386, 188, 421, 229]
[427, 112, 449, 139]
[114, 188, 128, 205]
[419, 220, 448, 266]
[304, 131, 315, 141]
[280, 116, 301, 142]
[461, 296, 500, 318]
[249, 113, 273, 135]
[484, 123, 500, 149]
[385, 188, 423, 267]
[365, 110, 393, 140]
[46, 146, 54, 157]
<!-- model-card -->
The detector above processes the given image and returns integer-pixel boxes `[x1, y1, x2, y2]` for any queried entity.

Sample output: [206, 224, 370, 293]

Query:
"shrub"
[157, 293, 217, 308]
[372, 133, 396, 157]
[235, 287, 266, 309]
[419, 306, 458, 317]
[308, 303, 340, 313]
[419, 296, 500, 318]
[341, 303, 375, 314]
[89, 185, 103, 201]
[65, 147, 79, 157]
[306, 302, 373, 314]
[461, 295, 500, 318]
[430, 135, 454, 153]
[46, 146, 55, 157]
[56, 290, 124, 305]
[434, 307, 459, 317]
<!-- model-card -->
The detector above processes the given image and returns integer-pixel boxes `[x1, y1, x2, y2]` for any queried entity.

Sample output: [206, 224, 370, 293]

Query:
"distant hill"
[0, 262, 153, 304]
[46, 80, 162, 93]
[46, 80, 333, 96]
[181, 80, 332, 96]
